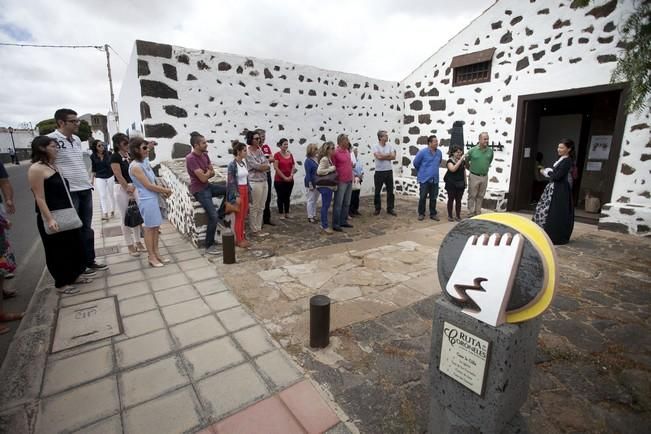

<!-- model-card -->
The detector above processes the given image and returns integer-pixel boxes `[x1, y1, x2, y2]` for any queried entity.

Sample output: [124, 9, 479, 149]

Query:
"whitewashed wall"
[398, 0, 650, 233]
[118, 40, 402, 202]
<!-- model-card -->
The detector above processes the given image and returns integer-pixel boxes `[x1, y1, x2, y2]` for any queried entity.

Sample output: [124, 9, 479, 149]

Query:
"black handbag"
[315, 171, 338, 187]
[124, 199, 143, 227]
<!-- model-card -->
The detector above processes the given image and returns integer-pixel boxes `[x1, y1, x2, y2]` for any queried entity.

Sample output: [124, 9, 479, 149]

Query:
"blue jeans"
[194, 183, 227, 248]
[333, 181, 352, 228]
[318, 188, 333, 229]
[418, 181, 439, 217]
[70, 189, 95, 266]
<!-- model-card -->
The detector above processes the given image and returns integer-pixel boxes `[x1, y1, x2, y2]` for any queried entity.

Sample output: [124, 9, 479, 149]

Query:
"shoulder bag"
[315, 171, 338, 187]
[44, 174, 83, 235]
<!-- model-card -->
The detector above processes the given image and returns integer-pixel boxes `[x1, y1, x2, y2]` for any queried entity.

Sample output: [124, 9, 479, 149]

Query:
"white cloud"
[0, 0, 494, 126]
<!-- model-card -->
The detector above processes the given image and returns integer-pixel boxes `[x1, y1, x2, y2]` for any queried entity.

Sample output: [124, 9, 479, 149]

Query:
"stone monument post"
[429, 213, 558, 433]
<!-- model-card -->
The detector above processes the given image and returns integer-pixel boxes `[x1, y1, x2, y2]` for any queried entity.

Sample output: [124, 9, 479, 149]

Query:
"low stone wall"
[159, 159, 226, 248]
[599, 203, 651, 236]
[394, 176, 508, 212]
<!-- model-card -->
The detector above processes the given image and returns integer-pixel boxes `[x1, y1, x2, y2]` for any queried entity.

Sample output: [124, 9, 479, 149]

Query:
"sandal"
[0, 312, 24, 322]
[56, 285, 80, 295]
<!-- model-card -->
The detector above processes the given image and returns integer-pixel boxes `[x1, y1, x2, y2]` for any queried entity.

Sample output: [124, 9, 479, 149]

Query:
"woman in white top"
[226, 142, 251, 248]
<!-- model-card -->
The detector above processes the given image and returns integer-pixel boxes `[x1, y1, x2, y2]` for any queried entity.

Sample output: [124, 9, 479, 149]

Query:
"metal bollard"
[222, 230, 236, 264]
[309, 295, 331, 348]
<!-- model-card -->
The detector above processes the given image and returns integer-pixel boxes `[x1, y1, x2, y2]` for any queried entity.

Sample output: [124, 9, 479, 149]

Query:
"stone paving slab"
[0, 193, 351, 434]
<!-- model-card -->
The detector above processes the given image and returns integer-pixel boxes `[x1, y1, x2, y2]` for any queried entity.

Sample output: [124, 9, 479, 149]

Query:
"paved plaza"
[0, 195, 649, 433]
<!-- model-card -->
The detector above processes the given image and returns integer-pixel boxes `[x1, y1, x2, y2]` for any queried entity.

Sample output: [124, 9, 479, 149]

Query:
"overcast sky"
[0, 0, 494, 127]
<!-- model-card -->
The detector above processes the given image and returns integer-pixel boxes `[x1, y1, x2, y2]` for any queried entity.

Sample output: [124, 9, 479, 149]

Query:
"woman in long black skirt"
[533, 138, 576, 245]
[28, 136, 88, 294]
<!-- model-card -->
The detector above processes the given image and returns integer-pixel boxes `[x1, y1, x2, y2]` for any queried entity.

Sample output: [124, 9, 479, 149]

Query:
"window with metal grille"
[453, 61, 491, 86]
[450, 48, 495, 87]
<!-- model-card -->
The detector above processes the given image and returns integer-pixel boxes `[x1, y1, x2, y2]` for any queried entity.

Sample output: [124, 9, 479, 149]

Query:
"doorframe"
[507, 83, 629, 211]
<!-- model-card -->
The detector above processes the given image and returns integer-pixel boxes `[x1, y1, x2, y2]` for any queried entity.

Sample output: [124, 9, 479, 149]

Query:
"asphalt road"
[0, 162, 46, 366]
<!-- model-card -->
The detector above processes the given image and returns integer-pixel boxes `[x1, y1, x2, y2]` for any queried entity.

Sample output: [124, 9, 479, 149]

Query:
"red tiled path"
[209, 380, 341, 434]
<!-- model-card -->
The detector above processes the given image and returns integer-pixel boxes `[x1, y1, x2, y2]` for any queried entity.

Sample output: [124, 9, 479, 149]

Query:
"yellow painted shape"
[473, 213, 558, 323]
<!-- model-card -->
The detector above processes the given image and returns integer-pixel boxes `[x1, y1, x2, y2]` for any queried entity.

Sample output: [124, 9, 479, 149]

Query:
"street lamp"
[7, 127, 18, 165]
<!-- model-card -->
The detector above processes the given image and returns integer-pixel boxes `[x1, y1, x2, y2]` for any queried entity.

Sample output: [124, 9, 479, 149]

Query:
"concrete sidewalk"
[0, 196, 353, 433]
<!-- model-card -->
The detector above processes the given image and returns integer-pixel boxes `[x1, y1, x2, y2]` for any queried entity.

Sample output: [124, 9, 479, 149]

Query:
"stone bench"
[159, 159, 227, 248]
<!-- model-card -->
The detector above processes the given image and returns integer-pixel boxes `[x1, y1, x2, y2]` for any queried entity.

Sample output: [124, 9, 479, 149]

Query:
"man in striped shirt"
[48, 109, 108, 273]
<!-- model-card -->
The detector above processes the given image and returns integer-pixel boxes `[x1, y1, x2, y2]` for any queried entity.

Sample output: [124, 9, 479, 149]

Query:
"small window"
[454, 61, 491, 86]
[450, 48, 496, 87]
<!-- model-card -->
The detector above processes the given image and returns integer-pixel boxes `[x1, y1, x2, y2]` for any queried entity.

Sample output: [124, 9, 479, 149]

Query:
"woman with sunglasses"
[245, 130, 270, 236]
[110, 133, 145, 256]
[90, 139, 115, 221]
[128, 138, 172, 267]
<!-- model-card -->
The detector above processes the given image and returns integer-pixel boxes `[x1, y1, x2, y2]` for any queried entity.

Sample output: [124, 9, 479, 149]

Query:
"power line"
[107, 44, 127, 65]
[0, 42, 103, 50]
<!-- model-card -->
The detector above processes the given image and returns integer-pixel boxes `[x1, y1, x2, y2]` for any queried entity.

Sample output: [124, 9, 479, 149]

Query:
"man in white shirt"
[48, 109, 108, 273]
[372, 130, 396, 216]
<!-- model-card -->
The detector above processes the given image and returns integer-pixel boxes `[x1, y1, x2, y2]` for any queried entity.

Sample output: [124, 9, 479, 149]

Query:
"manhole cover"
[95, 246, 120, 256]
[52, 296, 123, 353]
[102, 225, 124, 238]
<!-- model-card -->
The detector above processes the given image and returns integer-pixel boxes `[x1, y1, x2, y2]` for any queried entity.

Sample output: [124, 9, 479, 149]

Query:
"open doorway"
[508, 84, 627, 223]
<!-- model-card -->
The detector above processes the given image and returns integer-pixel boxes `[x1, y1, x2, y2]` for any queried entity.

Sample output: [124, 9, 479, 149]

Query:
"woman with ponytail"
[226, 141, 251, 248]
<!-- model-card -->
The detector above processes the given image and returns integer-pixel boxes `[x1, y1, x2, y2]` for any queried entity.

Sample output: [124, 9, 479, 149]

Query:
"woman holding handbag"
[110, 133, 145, 257]
[226, 141, 251, 248]
[315, 141, 338, 234]
[28, 136, 88, 294]
[128, 138, 172, 268]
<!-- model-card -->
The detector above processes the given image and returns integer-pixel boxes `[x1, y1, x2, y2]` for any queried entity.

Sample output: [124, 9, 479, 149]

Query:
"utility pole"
[104, 44, 116, 112]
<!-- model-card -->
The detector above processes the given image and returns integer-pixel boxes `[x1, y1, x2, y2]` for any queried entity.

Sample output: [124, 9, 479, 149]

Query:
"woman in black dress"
[444, 145, 466, 222]
[533, 138, 575, 245]
[28, 136, 88, 294]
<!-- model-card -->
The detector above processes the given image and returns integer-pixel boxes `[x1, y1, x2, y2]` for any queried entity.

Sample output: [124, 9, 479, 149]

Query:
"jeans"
[194, 183, 226, 249]
[418, 181, 439, 217]
[70, 189, 95, 266]
[305, 187, 319, 219]
[318, 187, 333, 229]
[333, 181, 352, 228]
[373, 170, 394, 211]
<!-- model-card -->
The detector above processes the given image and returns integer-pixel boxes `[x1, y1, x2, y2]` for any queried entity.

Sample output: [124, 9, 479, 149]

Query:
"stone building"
[117, 0, 649, 235]
[79, 113, 110, 144]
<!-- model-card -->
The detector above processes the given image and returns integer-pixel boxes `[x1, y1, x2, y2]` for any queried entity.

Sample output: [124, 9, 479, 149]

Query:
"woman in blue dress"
[128, 138, 172, 267]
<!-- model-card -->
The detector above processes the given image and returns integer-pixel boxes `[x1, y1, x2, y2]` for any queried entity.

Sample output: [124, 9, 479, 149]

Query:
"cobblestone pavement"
[223, 196, 651, 433]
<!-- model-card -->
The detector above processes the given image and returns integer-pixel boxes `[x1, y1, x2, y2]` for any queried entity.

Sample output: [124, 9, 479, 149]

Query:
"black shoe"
[89, 262, 109, 271]
[373, 209, 381, 216]
[341, 223, 353, 228]
[418, 215, 425, 221]
[333, 227, 343, 232]
[430, 215, 440, 221]
[83, 269, 97, 277]
[387, 210, 397, 216]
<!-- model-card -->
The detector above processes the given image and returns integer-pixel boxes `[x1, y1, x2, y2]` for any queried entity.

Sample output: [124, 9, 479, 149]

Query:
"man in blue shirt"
[413, 135, 443, 221]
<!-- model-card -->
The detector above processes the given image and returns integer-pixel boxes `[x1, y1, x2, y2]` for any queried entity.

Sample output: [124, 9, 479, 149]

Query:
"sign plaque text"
[439, 321, 490, 395]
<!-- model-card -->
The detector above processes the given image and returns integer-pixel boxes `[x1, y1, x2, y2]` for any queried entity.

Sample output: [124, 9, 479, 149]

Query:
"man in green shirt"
[466, 132, 494, 217]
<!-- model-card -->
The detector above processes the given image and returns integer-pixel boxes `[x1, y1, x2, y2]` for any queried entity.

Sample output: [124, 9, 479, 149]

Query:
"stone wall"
[159, 159, 227, 248]
[398, 0, 649, 233]
[119, 0, 649, 235]
[119, 40, 402, 204]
